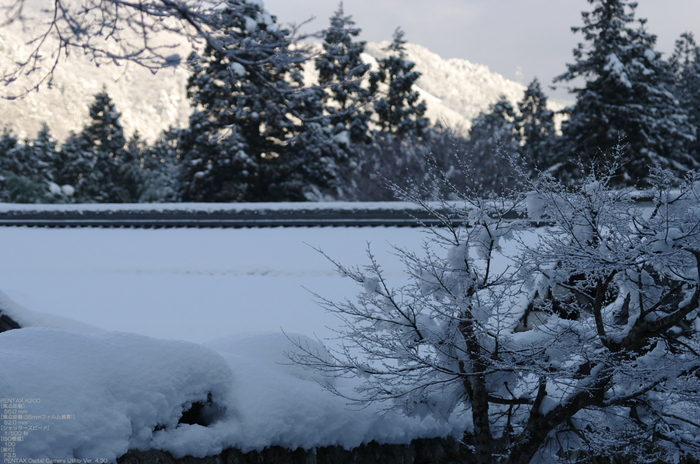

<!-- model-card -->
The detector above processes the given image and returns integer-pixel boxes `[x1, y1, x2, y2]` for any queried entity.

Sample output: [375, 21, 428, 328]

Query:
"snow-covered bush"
[293, 165, 700, 464]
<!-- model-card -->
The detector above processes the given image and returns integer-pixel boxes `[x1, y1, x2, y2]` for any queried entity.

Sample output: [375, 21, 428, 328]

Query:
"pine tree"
[56, 131, 94, 202]
[180, 0, 336, 202]
[0, 130, 25, 202]
[554, 0, 696, 186]
[315, 2, 372, 143]
[116, 132, 148, 203]
[72, 90, 128, 202]
[33, 124, 61, 185]
[670, 32, 700, 159]
[0, 127, 65, 203]
[139, 128, 181, 202]
[0, 129, 20, 179]
[516, 78, 556, 172]
[465, 96, 520, 192]
[15, 125, 64, 202]
[369, 28, 428, 137]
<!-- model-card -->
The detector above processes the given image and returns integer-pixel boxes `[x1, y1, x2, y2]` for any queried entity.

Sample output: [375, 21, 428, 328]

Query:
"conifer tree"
[76, 90, 128, 201]
[670, 32, 700, 159]
[4, 125, 60, 184]
[12, 125, 65, 202]
[0, 130, 23, 202]
[139, 128, 181, 202]
[516, 78, 556, 172]
[315, 2, 372, 143]
[55, 131, 93, 202]
[0, 130, 20, 176]
[369, 28, 428, 137]
[180, 0, 337, 202]
[116, 132, 148, 203]
[467, 97, 520, 183]
[0, 127, 65, 203]
[33, 124, 61, 185]
[554, 0, 696, 185]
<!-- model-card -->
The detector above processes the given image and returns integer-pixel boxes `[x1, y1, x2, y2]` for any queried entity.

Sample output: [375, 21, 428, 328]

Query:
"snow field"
[0, 226, 428, 342]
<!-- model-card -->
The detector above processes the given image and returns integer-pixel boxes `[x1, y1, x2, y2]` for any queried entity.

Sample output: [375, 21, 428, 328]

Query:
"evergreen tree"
[0, 129, 20, 176]
[465, 96, 520, 192]
[139, 128, 181, 202]
[0, 128, 60, 202]
[55, 130, 94, 202]
[59, 90, 128, 202]
[33, 124, 61, 185]
[369, 28, 428, 137]
[84, 90, 127, 201]
[315, 2, 372, 143]
[0, 130, 22, 202]
[117, 132, 148, 203]
[0, 126, 69, 203]
[554, 0, 696, 186]
[670, 32, 700, 159]
[516, 78, 556, 172]
[180, 0, 337, 202]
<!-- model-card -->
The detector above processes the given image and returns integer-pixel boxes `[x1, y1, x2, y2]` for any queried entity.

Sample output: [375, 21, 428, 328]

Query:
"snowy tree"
[464, 96, 521, 192]
[32, 124, 61, 183]
[11, 125, 65, 202]
[55, 131, 94, 203]
[369, 28, 429, 137]
[116, 132, 149, 203]
[670, 32, 700, 159]
[0, 129, 21, 194]
[7, 125, 61, 185]
[180, 0, 339, 202]
[315, 3, 372, 144]
[516, 79, 556, 172]
[53, 90, 130, 203]
[0, 126, 66, 203]
[343, 126, 521, 201]
[554, 0, 696, 186]
[138, 128, 181, 202]
[293, 160, 700, 463]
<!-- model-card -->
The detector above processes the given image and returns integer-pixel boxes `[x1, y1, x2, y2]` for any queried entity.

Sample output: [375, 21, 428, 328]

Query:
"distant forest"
[0, 0, 698, 203]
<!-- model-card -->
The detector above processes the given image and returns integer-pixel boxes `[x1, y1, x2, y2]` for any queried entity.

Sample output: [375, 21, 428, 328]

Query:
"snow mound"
[1, 326, 463, 462]
[1, 328, 234, 462]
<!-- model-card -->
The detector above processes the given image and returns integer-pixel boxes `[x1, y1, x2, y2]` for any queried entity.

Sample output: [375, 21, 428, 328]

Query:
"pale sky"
[263, 0, 700, 104]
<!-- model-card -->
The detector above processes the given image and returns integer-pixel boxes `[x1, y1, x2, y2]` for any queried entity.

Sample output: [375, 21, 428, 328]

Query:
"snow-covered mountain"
[0, 23, 191, 143]
[362, 42, 527, 133]
[0, 27, 531, 142]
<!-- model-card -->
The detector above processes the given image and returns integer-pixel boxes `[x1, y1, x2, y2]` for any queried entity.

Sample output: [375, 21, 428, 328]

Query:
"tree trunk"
[461, 316, 493, 464]
[469, 371, 493, 464]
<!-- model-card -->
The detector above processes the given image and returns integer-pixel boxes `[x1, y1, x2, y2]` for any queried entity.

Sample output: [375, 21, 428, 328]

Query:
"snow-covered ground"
[0, 225, 466, 461]
[0, 226, 429, 342]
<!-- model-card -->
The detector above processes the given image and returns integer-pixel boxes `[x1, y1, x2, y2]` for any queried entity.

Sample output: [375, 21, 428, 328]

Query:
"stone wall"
[118, 437, 469, 464]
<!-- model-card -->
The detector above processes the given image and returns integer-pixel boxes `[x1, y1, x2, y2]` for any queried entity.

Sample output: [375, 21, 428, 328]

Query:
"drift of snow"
[1, 328, 234, 462]
[1, 327, 463, 462]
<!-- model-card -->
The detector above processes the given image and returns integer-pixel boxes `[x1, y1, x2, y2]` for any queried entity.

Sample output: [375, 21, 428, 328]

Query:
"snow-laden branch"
[292, 160, 700, 464]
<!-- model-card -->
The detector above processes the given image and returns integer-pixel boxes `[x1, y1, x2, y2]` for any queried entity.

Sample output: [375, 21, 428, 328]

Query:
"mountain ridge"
[0, 28, 534, 142]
